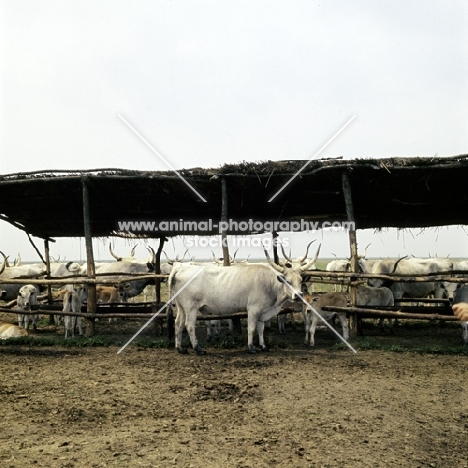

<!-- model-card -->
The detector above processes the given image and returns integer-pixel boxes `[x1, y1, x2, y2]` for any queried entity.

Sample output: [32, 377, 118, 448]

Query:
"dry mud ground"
[0, 319, 467, 468]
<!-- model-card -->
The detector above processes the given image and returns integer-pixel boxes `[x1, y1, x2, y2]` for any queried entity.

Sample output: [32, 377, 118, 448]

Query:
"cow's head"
[17, 284, 38, 309]
[264, 241, 321, 300]
[436, 281, 461, 303]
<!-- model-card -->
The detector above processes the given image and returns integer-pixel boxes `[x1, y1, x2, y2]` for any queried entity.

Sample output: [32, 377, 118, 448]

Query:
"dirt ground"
[0, 316, 467, 468]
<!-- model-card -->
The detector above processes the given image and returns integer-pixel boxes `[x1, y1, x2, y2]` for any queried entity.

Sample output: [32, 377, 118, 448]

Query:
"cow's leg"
[290, 311, 297, 331]
[77, 317, 83, 336]
[64, 316, 69, 339]
[24, 314, 29, 331]
[278, 314, 286, 335]
[256, 320, 268, 351]
[461, 322, 468, 344]
[304, 312, 311, 346]
[309, 316, 319, 347]
[185, 315, 205, 355]
[337, 313, 349, 342]
[247, 315, 258, 354]
[174, 305, 187, 353]
[17, 314, 22, 328]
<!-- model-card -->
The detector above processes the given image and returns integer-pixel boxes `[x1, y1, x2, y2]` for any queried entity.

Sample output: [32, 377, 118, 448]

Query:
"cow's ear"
[284, 262, 292, 268]
[147, 262, 155, 271]
[312, 297, 320, 302]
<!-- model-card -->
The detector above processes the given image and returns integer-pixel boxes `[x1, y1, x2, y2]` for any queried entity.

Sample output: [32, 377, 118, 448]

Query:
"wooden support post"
[272, 231, 279, 264]
[82, 177, 97, 337]
[220, 177, 241, 335]
[342, 169, 360, 337]
[220, 177, 230, 267]
[154, 237, 165, 304]
[44, 239, 54, 324]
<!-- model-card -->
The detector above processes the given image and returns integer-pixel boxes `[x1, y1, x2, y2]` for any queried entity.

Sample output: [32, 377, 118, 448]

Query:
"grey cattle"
[359, 257, 453, 300]
[169, 245, 319, 354]
[80, 246, 158, 299]
[434, 260, 468, 303]
[356, 284, 395, 331]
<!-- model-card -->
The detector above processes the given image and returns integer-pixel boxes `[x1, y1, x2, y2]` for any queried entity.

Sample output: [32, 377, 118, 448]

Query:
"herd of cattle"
[0, 242, 467, 350]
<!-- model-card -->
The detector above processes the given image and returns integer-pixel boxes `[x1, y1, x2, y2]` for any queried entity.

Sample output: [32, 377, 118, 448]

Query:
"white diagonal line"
[266, 265, 357, 353]
[118, 114, 207, 203]
[268, 115, 356, 202]
[117, 266, 206, 354]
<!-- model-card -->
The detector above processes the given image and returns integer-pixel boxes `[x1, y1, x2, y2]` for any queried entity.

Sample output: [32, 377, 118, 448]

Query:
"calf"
[302, 292, 349, 347]
[0, 322, 28, 339]
[62, 285, 87, 339]
[451, 284, 468, 344]
[96, 285, 126, 303]
[356, 284, 394, 331]
[96, 284, 128, 322]
[17, 284, 39, 330]
[277, 284, 310, 334]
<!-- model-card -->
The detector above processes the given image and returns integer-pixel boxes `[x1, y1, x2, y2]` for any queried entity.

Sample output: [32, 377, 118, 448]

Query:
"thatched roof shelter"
[1, 154, 467, 240]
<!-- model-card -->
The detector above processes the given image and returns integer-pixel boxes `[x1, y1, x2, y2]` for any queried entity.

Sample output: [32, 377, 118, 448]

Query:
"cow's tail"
[63, 292, 72, 313]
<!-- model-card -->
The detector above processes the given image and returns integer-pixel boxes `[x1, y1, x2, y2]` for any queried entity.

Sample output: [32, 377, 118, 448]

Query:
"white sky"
[0, 1, 467, 261]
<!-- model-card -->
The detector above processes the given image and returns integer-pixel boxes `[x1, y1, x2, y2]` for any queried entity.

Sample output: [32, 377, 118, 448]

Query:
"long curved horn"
[298, 240, 316, 264]
[176, 249, 188, 262]
[130, 245, 137, 257]
[163, 250, 175, 265]
[0, 251, 7, 275]
[360, 243, 371, 259]
[280, 243, 293, 262]
[147, 246, 156, 263]
[109, 243, 121, 261]
[263, 244, 283, 273]
[301, 244, 321, 271]
[232, 248, 239, 262]
[211, 250, 221, 264]
[391, 256, 407, 274]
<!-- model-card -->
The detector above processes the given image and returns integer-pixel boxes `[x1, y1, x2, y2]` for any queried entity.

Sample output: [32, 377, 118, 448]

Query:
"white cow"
[80, 246, 159, 299]
[62, 285, 87, 338]
[0, 253, 45, 301]
[326, 259, 350, 292]
[169, 245, 319, 354]
[302, 292, 349, 347]
[17, 284, 39, 330]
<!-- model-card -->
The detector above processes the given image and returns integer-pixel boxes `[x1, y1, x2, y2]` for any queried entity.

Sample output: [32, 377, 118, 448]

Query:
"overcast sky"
[1, 1, 467, 261]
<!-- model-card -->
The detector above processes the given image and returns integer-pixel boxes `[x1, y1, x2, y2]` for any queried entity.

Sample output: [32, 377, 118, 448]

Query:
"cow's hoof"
[178, 348, 188, 354]
[247, 347, 257, 354]
[260, 346, 269, 352]
[194, 345, 206, 355]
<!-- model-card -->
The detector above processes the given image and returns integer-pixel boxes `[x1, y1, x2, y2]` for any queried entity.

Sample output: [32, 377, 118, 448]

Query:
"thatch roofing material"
[0, 155, 467, 239]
